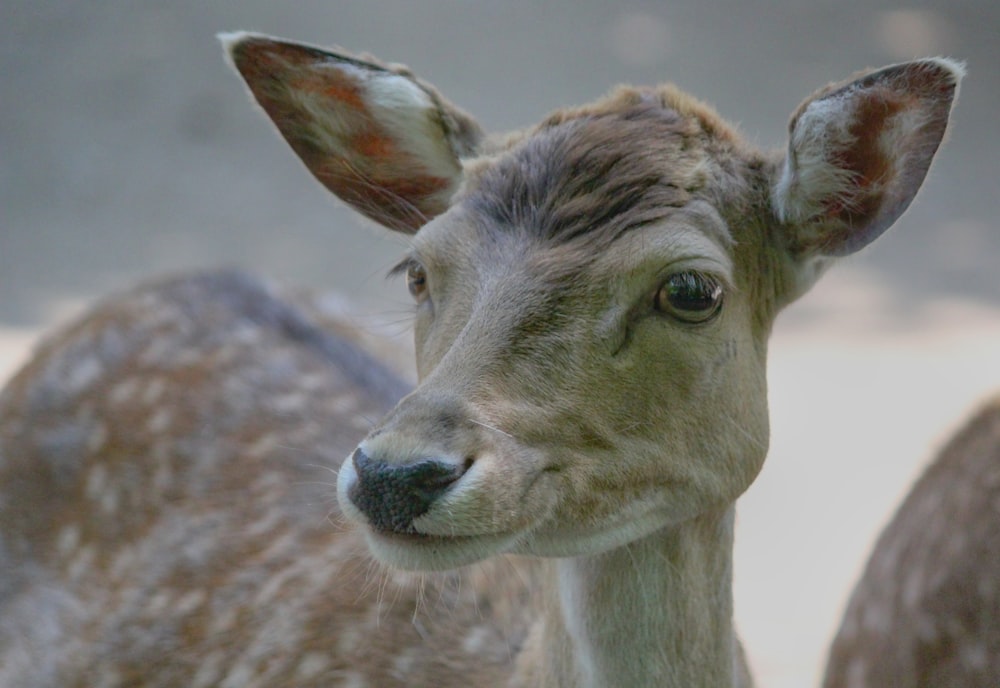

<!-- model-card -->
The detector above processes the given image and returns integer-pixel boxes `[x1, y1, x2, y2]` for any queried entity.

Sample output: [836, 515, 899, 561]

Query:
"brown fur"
[0, 271, 536, 687]
[823, 396, 1000, 687]
[468, 104, 711, 247]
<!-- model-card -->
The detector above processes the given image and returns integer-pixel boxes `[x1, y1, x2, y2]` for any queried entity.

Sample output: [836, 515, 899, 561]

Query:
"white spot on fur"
[298, 372, 328, 391]
[339, 671, 368, 688]
[56, 525, 81, 557]
[141, 377, 167, 404]
[146, 407, 173, 435]
[145, 590, 172, 617]
[94, 667, 122, 688]
[232, 324, 263, 345]
[254, 566, 297, 607]
[214, 343, 241, 365]
[209, 605, 240, 635]
[296, 652, 332, 679]
[174, 347, 206, 367]
[67, 545, 96, 581]
[391, 646, 419, 678]
[152, 459, 173, 492]
[86, 422, 108, 453]
[109, 546, 137, 580]
[175, 589, 207, 615]
[336, 627, 361, 655]
[273, 392, 308, 413]
[255, 530, 298, 563]
[252, 471, 285, 498]
[845, 657, 868, 688]
[302, 550, 341, 589]
[960, 642, 989, 670]
[109, 378, 141, 405]
[220, 662, 259, 688]
[194, 443, 220, 471]
[901, 567, 926, 608]
[100, 486, 119, 515]
[245, 508, 284, 537]
[247, 433, 281, 459]
[916, 614, 941, 643]
[139, 337, 175, 365]
[66, 356, 102, 393]
[85, 465, 108, 500]
[191, 650, 226, 688]
[859, 600, 891, 635]
[462, 625, 493, 655]
[287, 421, 321, 448]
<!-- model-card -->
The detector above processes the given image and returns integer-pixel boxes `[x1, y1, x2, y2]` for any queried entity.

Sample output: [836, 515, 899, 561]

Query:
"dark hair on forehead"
[465, 104, 708, 248]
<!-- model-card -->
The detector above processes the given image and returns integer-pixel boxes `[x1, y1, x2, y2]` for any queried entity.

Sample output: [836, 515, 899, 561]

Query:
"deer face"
[224, 33, 961, 570]
[347, 113, 772, 569]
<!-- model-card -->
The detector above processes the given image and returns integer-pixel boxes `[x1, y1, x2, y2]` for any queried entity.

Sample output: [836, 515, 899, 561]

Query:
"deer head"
[223, 33, 961, 574]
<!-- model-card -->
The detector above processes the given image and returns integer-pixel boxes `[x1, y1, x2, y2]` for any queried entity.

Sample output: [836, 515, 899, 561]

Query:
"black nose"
[348, 448, 467, 534]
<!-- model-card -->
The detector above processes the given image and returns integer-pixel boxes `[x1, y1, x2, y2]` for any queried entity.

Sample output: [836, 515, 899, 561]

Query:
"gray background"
[1, 1, 997, 328]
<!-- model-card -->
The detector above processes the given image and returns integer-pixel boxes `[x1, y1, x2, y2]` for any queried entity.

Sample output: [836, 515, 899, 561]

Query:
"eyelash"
[652, 271, 724, 324]
[390, 258, 430, 304]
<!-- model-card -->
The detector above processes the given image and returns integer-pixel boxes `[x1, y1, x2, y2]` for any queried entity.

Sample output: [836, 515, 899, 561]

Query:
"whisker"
[469, 418, 515, 440]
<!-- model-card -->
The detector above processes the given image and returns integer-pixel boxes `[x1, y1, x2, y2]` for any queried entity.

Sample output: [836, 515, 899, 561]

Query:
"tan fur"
[0, 35, 962, 687]
[823, 395, 1000, 687]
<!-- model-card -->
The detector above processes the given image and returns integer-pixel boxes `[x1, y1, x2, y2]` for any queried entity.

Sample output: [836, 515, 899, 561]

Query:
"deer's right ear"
[221, 32, 483, 234]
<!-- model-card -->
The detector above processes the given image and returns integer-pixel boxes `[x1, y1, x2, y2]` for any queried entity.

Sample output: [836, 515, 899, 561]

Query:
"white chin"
[362, 530, 523, 571]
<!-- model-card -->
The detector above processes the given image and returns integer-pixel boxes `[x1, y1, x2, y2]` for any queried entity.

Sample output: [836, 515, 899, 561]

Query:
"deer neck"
[536, 507, 739, 688]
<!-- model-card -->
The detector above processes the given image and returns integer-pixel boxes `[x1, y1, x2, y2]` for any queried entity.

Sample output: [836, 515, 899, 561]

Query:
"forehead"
[457, 85, 748, 250]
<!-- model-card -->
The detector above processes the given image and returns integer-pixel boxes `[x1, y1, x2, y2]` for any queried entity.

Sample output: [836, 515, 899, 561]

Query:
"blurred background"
[2, 2, 998, 685]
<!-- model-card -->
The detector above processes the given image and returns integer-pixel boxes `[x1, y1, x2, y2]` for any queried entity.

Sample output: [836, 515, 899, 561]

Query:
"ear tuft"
[220, 33, 483, 233]
[217, 30, 255, 61]
[774, 58, 962, 258]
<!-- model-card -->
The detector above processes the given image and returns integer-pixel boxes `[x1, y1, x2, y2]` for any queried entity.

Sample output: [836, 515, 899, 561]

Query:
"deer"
[0, 32, 961, 687]
[823, 393, 1000, 687]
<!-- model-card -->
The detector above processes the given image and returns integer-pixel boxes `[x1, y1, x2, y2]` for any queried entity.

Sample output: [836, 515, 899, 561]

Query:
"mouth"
[360, 527, 525, 571]
[336, 440, 561, 570]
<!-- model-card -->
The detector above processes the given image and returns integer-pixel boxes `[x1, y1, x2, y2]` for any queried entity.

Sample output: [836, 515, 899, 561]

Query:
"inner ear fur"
[773, 58, 963, 259]
[221, 32, 484, 233]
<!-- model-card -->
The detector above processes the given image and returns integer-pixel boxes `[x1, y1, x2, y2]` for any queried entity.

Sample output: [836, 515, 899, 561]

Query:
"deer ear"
[221, 32, 483, 233]
[773, 58, 963, 260]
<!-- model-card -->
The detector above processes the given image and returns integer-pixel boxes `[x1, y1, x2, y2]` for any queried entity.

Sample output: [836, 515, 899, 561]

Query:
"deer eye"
[406, 263, 429, 303]
[654, 272, 723, 323]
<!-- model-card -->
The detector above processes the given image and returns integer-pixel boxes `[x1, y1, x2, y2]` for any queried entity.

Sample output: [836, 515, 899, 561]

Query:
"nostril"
[407, 460, 465, 500]
[348, 447, 469, 534]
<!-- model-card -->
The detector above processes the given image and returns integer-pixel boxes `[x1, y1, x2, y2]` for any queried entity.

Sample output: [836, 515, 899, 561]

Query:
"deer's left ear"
[773, 58, 963, 261]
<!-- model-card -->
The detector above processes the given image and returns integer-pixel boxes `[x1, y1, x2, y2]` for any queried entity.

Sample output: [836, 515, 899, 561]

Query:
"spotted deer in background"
[0, 32, 962, 687]
[823, 394, 1000, 687]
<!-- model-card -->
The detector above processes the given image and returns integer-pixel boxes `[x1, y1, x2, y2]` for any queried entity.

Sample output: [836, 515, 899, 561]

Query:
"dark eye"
[654, 272, 723, 323]
[406, 263, 429, 303]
